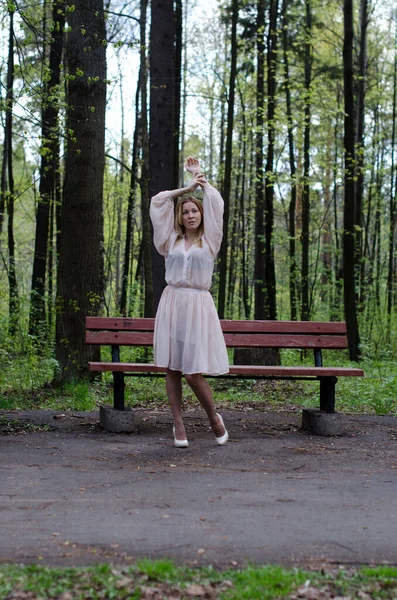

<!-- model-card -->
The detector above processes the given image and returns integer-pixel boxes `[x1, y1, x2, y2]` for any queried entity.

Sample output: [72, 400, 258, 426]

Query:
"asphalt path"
[1, 409, 396, 568]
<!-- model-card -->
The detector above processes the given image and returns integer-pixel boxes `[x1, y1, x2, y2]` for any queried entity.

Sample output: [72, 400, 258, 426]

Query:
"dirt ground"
[1, 407, 397, 568]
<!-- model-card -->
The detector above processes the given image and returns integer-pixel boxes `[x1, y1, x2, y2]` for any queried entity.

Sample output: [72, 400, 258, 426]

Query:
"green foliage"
[359, 566, 397, 580]
[0, 562, 396, 599]
[222, 565, 307, 600]
[0, 339, 57, 395]
[135, 558, 181, 582]
[0, 338, 397, 415]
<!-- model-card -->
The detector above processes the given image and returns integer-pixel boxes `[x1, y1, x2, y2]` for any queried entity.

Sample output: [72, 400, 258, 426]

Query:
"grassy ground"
[0, 348, 396, 416]
[1, 562, 397, 599]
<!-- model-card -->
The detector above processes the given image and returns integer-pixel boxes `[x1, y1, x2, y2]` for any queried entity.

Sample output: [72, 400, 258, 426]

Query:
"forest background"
[0, 0, 396, 413]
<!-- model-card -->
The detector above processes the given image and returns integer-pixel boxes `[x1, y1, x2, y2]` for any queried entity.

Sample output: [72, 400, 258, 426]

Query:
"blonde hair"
[175, 196, 204, 247]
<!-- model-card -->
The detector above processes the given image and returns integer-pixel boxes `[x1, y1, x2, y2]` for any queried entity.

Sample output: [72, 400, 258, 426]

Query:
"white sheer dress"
[150, 183, 229, 375]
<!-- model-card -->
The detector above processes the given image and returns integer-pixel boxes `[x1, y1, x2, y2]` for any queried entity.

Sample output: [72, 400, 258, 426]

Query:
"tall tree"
[174, 0, 182, 187]
[301, 0, 312, 321]
[355, 0, 368, 291]
[139, 0, 151, 317]
[119, 0, 149, 316]
[218, 0, 238, 319]
[0, 6, 19, 335]
[235, 0, 280, 366]
[55, 0, 107, 380]
[343, 0, 360, 360]
[119, 75, 139, 317]
[282, 0, 298, 321]
[237, 85, 250, 319]
[254, 0, 266, 320]
[29, 0, 65, 339]
[387, 11, 397, 324]
[264, 0, 279, 321]
[149, 0, 179, 313]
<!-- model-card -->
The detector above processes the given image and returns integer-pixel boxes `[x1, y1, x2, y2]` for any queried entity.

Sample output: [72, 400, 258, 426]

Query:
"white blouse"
[150, 184, 224, 291]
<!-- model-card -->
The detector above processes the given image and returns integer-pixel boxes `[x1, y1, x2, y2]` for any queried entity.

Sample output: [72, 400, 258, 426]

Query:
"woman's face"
[181, 201, 202, 232]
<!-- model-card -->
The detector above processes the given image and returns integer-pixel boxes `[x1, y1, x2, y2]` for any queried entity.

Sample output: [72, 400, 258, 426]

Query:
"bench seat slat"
[86, 331, 154, 346]
[222, 321, 346, 334]
[86, 317, 155, 331]
[88, 362, 364, 377]
[86, 330, 348, 349]
[223, 334, 347, 348]
[86, 316, 346, 335]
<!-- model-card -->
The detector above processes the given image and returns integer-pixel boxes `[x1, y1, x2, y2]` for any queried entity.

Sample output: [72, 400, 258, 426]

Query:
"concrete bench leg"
[301, 408, 342, 435]
[99, 406, 135, 432]
[99, 369, 135, 433]
[302, 376, 342, 435]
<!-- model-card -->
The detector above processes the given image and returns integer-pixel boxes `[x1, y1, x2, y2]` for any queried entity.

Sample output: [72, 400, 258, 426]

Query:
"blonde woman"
[150, 157, 229, 448]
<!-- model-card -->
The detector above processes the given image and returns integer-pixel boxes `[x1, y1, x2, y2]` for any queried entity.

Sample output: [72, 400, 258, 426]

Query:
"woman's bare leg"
[166, 369, 187, 440]
[184, 373, 226, 437]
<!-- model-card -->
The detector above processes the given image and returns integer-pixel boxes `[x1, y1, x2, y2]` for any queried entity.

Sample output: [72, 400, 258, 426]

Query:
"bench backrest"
[85, 317, 348, 350]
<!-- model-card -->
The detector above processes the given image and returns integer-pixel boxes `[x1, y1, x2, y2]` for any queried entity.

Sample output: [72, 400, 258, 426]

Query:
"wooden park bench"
[86, 317, 364, 434]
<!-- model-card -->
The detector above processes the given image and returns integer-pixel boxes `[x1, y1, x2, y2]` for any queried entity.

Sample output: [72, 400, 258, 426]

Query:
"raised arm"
[202, 182, 224, 256]
[150, 174, 203, 256]
[149, 191, 175, 256]
[184, 157, 224, 255]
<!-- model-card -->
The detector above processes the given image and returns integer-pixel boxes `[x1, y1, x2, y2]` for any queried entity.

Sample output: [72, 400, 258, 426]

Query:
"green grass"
[0, 562, 396, 599]
[223, 565, 307, 599]
[0, 346, 396, 416]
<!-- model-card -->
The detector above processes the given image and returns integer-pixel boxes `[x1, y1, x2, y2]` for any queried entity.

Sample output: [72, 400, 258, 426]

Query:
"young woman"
[150, 157, 229, 448]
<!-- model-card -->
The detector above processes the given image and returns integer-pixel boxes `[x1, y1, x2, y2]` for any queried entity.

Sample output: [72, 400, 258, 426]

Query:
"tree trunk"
[149, 0, 178, 313]
[331, 84, 343, 321]
[254, 0, 266, 321]
[174, 0, 182, 188]
[360, 115, 377, 309]
[140, 0, 152, 318]
[301, 0, 312, 321]
[119, 95, 138, 316]
[236, 0, 280, 367]
[343, 0, 360, 360]
[282, 0, 298, 321]
[387, 18, 397, 324]
[29, 0, 65, 339]
[218, 0, 238, 318]
[179, 1, 188, 183]
[374, 140, 385, 309]
[115, 65, 125, 300]
[354, 0, 368, 297]
[238, 86, 250, 319]
[226, 132, 241, 315]
[1, 8, 19, 335]
[119, 1, 146, 316]
[55, 0, 106, 380]
[320, 127, 333, 310]
[264, 0, 279, 321]
[47, 190, 55, 332]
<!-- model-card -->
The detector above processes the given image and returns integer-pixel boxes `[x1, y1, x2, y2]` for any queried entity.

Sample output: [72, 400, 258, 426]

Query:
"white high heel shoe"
[173, 426, 188, 448]
[215, 413, 229, 446]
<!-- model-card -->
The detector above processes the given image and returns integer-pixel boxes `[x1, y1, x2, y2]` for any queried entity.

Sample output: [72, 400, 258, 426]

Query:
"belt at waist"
[167, 285, 209, 294]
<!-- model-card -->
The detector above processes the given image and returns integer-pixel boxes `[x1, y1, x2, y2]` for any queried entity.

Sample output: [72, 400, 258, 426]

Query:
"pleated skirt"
[154, 285, 229, 375]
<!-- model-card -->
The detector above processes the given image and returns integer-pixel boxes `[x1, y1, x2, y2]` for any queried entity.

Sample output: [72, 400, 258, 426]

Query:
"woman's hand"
[185, 157, 201, 175]
[196, 174, 208, 189]
[185, 173, 207, 193]
[163, 173, 209, 201]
